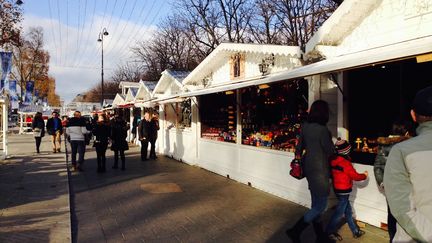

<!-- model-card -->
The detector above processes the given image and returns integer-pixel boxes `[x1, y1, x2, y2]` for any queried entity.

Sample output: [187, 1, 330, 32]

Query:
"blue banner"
[9, 80, 19, 109]
[0, 51, 13, 90]
[24, 81, 34, 104]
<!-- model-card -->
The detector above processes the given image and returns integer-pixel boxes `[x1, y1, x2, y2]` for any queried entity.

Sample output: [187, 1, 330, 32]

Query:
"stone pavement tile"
[0, 134, 71, 243]
[70, 144, 389, 243]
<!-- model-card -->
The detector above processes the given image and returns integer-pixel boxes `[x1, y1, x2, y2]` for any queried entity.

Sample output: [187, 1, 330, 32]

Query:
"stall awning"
[153, 94, 185, 104]
[267, 36, 432, 84]
[181, 36, 432, 97]
[181, 75, 275, 97]
[118, 103, 134, 108]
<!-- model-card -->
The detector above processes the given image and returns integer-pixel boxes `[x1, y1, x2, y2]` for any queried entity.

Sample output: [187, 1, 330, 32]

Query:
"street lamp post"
[97, 28, 109, 106]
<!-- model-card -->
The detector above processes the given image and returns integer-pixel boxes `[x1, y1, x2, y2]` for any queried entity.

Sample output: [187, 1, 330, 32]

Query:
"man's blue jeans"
[71, 140, 85, 166]
[304, 194, 328, 223]
[326, 193, 359, 234]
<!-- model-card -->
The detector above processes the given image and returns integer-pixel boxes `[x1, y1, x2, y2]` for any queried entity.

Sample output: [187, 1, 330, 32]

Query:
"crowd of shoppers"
[30, 109, 160, 173]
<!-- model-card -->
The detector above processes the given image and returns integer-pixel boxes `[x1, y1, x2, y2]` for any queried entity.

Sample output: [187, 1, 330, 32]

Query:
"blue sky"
[21, 0, 173, 103]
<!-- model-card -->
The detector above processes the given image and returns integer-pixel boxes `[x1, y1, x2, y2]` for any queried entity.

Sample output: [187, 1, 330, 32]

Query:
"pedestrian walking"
[110, 111, 129, 170]
[149, 112, 160, 159]
[286, 100, 335, 243]
[131, 114, 140, 144]
[31, 112, 45, 154]
[66, 111, 89, 171]
[384, 85, 432, 242]
[92, 114, 110, 173]
[138, 111, 153, 161]
[326, 138, 368, 241]
[46, 111, 63, 153]
[374, 120, 412, 242]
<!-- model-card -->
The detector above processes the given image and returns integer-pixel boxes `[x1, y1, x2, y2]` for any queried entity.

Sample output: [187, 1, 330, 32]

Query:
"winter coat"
[295, 122, 335, 197]
[92, 122, 111, 149]
[32, 116, 45, 137]
[66, 117, 89, 141]
[151, 118, 159, 140]
[330, 155, 366, 193]
[110, 118, 129, 151]
[384, 121, 432, 242]
[46, 117, 63, 135]
[132, 116, 140, 135]
[373, 136, 409, 186]
[138, 119, 157, 142]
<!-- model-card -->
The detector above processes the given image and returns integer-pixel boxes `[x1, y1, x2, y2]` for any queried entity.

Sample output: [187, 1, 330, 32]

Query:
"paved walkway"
[70, 143, 389, 243]
[0, 134, 71, 243]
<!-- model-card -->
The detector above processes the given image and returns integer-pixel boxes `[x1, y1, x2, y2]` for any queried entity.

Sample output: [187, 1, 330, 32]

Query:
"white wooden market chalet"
[110, 0, 432, 229]
[133, 80, 157, 108]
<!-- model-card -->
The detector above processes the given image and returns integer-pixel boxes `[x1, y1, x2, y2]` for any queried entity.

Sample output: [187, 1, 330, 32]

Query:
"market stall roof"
[134, 80, 156, 102]
[181, 35, 432, 97]
[305, 0, 378, 54]
[182, 43, 301, 86]
[118, 81, 140, 89]
[125, 87, 139, 102]
[152, 69, 190, 97]
[103, 99, 114, 107]
[112, 93, 126, 108]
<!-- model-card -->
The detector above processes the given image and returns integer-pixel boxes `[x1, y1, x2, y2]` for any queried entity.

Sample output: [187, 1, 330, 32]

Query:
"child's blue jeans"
[326, 193, 359, 234]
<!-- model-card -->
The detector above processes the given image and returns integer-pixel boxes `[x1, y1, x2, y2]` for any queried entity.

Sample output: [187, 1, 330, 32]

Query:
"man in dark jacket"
[138, 111, 154, 161]
[46, 111, 63, 153]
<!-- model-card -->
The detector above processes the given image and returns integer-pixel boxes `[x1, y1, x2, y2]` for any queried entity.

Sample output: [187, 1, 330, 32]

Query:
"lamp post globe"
[98, 28, 108, 106]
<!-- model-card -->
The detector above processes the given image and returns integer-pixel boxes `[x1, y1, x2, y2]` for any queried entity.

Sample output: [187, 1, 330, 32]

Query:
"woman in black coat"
[110, 112, 129, 170]
[92, 114, 111, 173]
[31, 112, 45, 153]
[287, 100, 335, 243]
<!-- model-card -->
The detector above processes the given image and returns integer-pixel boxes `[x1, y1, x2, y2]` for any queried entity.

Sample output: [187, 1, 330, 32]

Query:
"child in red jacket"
[326, 138, 368, 241]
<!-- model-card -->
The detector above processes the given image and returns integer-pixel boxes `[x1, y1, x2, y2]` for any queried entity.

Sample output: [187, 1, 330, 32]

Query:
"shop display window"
[346, 57, 431, 165]
[164, 104, 177, 129]
[200, 92, 237, 143]
[178, 99, 192, 128]
[164, 101, 191, 129]
[241, 79, 308, 151]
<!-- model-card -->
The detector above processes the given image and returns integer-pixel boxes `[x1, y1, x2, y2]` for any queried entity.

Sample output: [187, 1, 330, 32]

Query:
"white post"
[3, 100, 7, 156]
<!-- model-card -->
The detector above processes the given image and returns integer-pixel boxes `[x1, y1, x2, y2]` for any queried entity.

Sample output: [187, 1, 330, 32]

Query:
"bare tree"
[111, 62, 143, 83]
[80, 81, 120, 102]
[247, 0, 282, 44]
[132, 15, 201, 81]
[217, 0, 253, 43]
[176, 0, 221, 55]
[274, 0, 337, 48]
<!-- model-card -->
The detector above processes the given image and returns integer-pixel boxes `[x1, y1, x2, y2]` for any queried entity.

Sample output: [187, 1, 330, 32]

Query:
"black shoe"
[313, 219, 335, 243]
[328, 233, 343, 241]
[121, 167, 125, 171]
[141, 158, 148, 161]
[353, 229, 365, 238]
[286, 217, 309, 243]
[77, 166, 84, 172]
[112, 165, 118, 169]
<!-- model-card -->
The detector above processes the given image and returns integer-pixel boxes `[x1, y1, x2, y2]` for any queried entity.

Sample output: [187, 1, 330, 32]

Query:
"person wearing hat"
[384, 85, 432, 242]
[326, 138, 368, 240]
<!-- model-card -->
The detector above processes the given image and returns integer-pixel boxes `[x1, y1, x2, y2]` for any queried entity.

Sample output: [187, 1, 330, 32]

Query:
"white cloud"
[22, 14, 156, 103]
